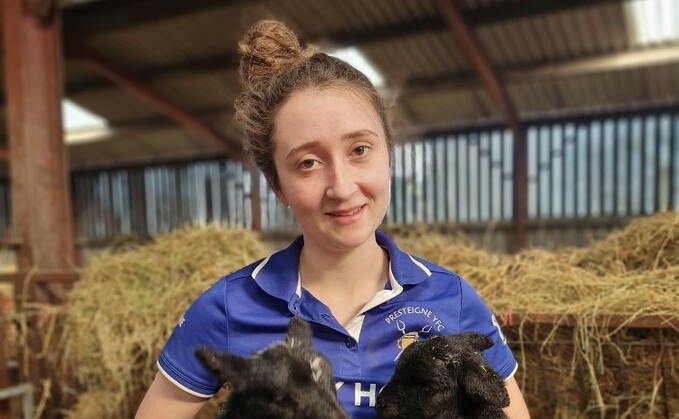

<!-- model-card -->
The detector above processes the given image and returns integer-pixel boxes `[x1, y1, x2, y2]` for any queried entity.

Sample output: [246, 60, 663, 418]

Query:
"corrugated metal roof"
[86, 3, 270, 72]
[2, 0, 678, 169]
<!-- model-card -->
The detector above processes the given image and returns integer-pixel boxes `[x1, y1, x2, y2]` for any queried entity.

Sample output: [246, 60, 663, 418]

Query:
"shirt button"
[345, 338, 356, 348]
[292, 303, 300, 312]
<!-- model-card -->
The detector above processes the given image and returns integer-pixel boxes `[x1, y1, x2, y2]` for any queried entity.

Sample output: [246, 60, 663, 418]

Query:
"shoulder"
[183, 257, 266, 316]
[378, 231, 462, 287]
[407, 253, 459, 278]
[222, 258, 265, 283]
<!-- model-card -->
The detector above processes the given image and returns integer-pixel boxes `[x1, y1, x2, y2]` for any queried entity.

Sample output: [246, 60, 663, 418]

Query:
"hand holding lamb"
[376, 332, 510, 419]
[195, 316, 349, 419]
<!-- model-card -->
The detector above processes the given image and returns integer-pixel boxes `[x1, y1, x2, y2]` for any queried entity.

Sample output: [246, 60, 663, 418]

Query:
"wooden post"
[0, 288, 10, 418]
[2, 0, 77, 416]
[3, 0, 74, 272]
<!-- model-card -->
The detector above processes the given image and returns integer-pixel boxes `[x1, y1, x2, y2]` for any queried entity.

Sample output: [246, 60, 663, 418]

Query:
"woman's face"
[272, 87, 391, 253]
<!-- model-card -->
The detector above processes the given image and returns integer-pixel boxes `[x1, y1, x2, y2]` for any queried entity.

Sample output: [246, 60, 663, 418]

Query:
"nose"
[325, 161, 357, 201]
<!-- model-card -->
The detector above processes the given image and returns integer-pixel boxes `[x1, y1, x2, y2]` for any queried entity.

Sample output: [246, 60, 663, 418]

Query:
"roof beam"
[68, 44, 679, 99]
[402, 44, 679, 96]
[508, 45, 679, 79]
[63, 0, 628, 96]
[65, 43, 679, 114]
[330, 0, 624, 46]
[69, 41, 243, 161]
[65, 53, 240, 96]
[62, 0, 252, 39]
[435, 0, 521, 133]
[435, 0, 527, 250]
[62, 0, 625, 42]
[465, 0, 625, 26]
[63, 106, 230, 145]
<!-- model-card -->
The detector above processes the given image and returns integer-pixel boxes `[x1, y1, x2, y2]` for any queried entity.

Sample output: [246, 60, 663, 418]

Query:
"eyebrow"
[341, 129, 379, 141]
[285, 129, 379, 159]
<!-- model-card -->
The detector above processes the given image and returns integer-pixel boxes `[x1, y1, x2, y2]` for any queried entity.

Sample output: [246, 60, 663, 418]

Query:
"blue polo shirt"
[158, 231, 517, 418]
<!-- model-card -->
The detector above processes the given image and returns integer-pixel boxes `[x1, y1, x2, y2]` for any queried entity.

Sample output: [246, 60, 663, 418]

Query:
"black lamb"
[195, 316, 349, 419]
[376, 332, 510, 419]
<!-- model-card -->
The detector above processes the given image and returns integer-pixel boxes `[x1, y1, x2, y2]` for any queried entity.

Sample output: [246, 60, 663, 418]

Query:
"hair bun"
[238, 20, 316, 93]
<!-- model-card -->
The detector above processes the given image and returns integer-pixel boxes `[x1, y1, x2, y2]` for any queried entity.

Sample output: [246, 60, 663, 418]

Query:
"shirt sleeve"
[458, 277, 517, 380]
[157, 278, 229, 397]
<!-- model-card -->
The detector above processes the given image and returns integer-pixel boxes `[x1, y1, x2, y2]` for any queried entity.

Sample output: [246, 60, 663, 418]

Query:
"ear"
[286, 316, 312, 349]
[195, 346, 249, 386]
[451, 332, 493, 352]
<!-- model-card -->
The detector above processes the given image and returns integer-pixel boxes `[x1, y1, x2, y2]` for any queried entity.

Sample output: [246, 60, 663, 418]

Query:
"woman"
[136, 20, 530, 419]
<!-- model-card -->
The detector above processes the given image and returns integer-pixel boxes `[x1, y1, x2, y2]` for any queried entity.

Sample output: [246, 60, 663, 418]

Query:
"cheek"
[283, 179, 323, 209]
[367, 162, 392, 196]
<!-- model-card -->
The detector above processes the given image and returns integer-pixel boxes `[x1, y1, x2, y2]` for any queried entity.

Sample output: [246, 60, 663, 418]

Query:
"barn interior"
[0, 0, 678, 418]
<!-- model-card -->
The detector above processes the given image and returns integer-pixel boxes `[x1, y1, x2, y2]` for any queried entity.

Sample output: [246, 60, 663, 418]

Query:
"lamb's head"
[195, 316, 348, 419]
[376, 332, 509, 419]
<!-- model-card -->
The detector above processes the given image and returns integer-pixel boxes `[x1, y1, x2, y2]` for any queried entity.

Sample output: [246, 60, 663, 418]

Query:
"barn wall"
[0, 107, 676, 257]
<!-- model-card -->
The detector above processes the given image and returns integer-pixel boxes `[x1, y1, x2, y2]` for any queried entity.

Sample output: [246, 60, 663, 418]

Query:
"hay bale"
[57, 212, 679, 418]
[572, 211, 679, 275]
[507, 325, 679, 419]
[392, 214, 679, 418]
[389, 226, 504, 293]
[60, 225, 269, 419]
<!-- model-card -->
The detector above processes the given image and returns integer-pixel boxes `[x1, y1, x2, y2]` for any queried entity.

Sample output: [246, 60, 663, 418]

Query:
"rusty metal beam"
[62, 0, 628, 97]
[62, 0, 253, 38]
[2, 1, 76, 413]
[66, 53, 240, 96]
[3, 0, 75, 271]
[435, 0, 527, 250]
[500, 312, 679, 330]
[69, 41, 243, 161]
[61, 0, 624, 45]
[401, 44, 679, 98]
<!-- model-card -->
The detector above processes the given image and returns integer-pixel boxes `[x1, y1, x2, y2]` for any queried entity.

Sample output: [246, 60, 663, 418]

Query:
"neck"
[300, 235, 385, 282]
[298, 236, 389, 324]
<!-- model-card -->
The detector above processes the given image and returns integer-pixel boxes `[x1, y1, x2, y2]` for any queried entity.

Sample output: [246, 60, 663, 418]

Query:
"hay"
[389, 226, 503, 294]
[393, 211, 679, 418]
[571, 211, 679, 275]
[59, 225, 269, 419]
[47, 212, 679, 418]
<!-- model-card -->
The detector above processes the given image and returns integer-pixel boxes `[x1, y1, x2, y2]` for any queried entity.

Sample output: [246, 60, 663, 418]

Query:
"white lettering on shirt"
[354, 383, 377, 407]
[384, 306, 436, 324]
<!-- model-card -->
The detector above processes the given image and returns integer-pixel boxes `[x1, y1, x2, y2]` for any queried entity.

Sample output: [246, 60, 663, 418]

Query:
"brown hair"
[234, 20, 393, 192]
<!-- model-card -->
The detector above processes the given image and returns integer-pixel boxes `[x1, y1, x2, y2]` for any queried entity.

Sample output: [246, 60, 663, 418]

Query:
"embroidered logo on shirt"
[394, 320, 432, 360]
[384, 306, 447, 360]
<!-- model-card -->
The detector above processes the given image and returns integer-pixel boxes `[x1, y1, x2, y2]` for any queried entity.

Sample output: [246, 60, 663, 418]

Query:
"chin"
[323, 224, 380, 251]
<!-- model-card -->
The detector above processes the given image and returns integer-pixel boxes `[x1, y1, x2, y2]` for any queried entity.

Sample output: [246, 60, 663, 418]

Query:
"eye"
[298, 159, 316, 170]
[353, 145, 370, 157]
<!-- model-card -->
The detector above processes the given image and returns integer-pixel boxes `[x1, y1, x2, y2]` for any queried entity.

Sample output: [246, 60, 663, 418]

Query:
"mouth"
[326, 205, 365, 217]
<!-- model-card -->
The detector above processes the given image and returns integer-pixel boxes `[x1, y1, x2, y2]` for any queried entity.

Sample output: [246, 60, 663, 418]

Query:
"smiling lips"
[326, 205, 365, 217]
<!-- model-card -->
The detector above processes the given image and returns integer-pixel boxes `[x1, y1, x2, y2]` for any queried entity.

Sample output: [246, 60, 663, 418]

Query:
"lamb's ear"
[456, 332, 494, 352]
[195, 346, 249, 386]
[286, 316, 312, 348]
